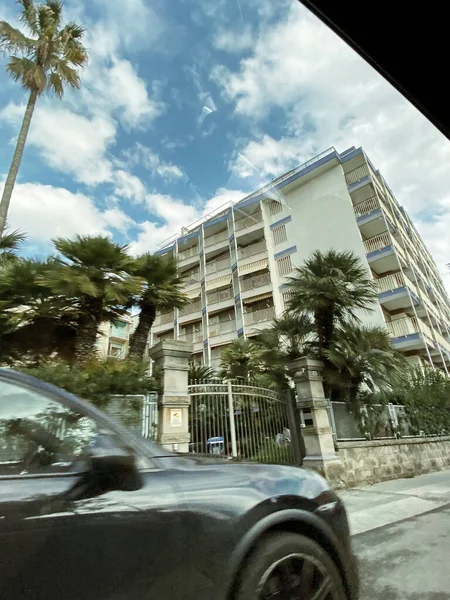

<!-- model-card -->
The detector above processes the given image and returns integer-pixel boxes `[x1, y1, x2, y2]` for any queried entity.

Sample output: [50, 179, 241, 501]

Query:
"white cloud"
[113, 170, 147, 203]
[2, 181, 134, 241]
[214, 3, 450, 288]
[129, 188, 246, 255]
[214, 26, 253, 53]
[0, 102, 116, 186]
[125, 143, 183, 180]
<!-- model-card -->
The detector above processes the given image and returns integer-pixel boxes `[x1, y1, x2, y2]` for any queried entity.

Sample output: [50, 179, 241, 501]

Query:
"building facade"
[97, 315, 133, 360]
[149, 146, 450, 374]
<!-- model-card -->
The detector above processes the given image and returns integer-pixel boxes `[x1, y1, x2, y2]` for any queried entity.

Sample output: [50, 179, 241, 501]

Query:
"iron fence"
[188, 379, 297, 465]
[104, 393, 158, 441]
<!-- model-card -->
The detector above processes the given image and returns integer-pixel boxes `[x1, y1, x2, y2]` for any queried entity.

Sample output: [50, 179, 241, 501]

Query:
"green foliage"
[0, 0, 88, 96]
[188, 364, 216, 383]
[219, 339, 266, 380]
[381, 367, 450, 435]
[249, 439, 294, 465]
[19, 359, 157, 409]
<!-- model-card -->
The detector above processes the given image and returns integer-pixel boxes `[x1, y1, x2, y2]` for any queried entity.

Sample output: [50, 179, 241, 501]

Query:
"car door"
[0, 375, 183, 600]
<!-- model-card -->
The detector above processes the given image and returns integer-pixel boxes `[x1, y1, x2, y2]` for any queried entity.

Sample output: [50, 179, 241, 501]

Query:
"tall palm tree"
[40, 235, 141, 363]
[286, 249, 377, 358]
[127, 253, 188, 361]
[0, 0, 88, 238]
[324, 323, 407, 411]
[188, 364, 215, 383]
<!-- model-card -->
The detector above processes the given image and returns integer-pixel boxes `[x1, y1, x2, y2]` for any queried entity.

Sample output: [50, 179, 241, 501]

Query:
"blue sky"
[0, 0, 449, 289]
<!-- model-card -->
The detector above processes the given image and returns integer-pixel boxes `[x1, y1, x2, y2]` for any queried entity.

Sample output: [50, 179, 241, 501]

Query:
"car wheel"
[236, 532, 347, 600]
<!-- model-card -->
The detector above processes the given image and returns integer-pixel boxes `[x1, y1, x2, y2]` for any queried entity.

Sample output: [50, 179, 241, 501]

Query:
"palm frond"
[0, 228, 27, 252]
[18, 0, 39, 36]
[52, 58, 80, 88]
[6, 56, 46, 92]
[0, 20, 35, 53]
[45, 0, 63, 27]
[47, 71, 63, 96]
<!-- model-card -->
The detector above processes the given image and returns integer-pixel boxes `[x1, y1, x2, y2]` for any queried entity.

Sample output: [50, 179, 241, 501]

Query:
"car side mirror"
[87, 433, 142, 492]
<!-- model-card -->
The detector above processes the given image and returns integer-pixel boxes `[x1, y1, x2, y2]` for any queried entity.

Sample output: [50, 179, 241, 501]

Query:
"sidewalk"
[339, 469, 450, 535]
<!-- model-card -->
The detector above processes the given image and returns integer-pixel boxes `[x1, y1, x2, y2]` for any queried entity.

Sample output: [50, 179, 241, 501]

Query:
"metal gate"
[188, 379, 299, 465]
[104, 393, 158, 441]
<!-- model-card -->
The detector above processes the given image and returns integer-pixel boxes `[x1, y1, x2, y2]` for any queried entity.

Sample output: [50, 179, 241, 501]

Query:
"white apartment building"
[97, 315, 133, 359]
[149, 146, 450, 374]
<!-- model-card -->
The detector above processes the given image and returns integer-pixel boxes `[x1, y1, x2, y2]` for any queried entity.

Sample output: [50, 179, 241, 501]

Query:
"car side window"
[0, 380, 98, 476]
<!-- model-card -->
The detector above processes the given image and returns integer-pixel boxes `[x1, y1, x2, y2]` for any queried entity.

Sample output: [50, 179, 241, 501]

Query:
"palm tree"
[0, 227, 26, 265]
[39, 235, 140, 363]
[0, 0, 88, 238]
[219, 339, 265, 380]
[0, 257, 76, 363]
[188, 364, 215, 383]
[286, 249, 377, 358]
[256, 313, 314, 389]
[324, 323, 407, 411]
[127, 253, 188, 361]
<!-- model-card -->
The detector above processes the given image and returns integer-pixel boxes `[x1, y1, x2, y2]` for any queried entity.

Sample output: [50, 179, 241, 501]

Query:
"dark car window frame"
[0, 369, 162, 479]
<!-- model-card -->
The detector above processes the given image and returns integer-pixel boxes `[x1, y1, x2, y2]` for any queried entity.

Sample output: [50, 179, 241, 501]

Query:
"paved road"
[339, 470, 450, 600]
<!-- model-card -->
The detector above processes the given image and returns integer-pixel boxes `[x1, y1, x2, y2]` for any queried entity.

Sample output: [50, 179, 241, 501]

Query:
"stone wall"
[337, 436, 450, 487]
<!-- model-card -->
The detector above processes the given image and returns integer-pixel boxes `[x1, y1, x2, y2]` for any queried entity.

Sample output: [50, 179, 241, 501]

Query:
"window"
[272, 224, 287, 245]
[277, 255, 293, 276]
[281, 291, 295, 311]
[0, 380, 98, 476]
[108, 341, 125, 358]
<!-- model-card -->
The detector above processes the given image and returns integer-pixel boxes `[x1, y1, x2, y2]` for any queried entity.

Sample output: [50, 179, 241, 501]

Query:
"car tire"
[235, 532, 347, 600]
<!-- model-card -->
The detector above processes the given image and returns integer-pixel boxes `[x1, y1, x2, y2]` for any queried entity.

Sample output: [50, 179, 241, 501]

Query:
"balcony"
[238, 240, 267, 260]
[153, 311, 174, 329]
[206, 287, 234, 312]
[354, 196, 380, 218]
[345, 164, 369, 186]
[178, 245, 199, 267]
[364, 233, 402, 275]
[364, 232, 391, 254]
[109, 324, 129, 340]
[204, 229, 229, 251]
[235, 211, 263, 234]
[209, 320, 236, 344]
[244, 307, 275, 326]
[387, 316, 435, 351]
[354, 196, 387, 238]
[376, 272, 420, 311]
[240, 271, 271, 293]
[183, 270, 201, 290]
[178, 300, 202, 324]
[205, 256, 231, 279]
[179, 331, 203, 343]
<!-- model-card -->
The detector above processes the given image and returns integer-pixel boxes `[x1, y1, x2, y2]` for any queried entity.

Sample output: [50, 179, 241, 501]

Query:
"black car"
[0, 368, 358, 600]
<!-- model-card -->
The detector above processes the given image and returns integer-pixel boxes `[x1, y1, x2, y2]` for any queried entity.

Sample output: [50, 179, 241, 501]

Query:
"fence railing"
[376, 272, 405, 293]
[179, 331, 203, 343]
[206, 257, 231, 275]
[209, 320, 236, 337]
[207, 287, 233, 305]
[188, 380, 295, 464]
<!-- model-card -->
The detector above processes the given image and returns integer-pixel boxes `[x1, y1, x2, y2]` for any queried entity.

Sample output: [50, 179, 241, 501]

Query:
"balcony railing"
[179, 301, 201, 317]
[345, 164, 369, 185]
[354, 196, 380, 218]
[364, 232, 391, 254]
[205, 257, 230, 275]
[376, 272, 405, 293]
[179, 331, 203, 343]
[209, 320, 236, 337]
[207, 287, 233, 305]
[184, 271, 201, 287]
[244, 307, 275, 326]
[178, 246, 199, 262]
[204, 230, 228, 248]
[387, 316, 434, 341]
[238, 240, 267, 260]
[240, 272, 271, 292]
[154, 311, 174, 327]
[109, 325, 129, 340]
[235, 211, 263, 231]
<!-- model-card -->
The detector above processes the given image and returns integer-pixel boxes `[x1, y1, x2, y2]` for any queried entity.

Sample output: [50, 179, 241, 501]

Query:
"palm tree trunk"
[128, 305, 156, 361]
[74, 298, 102, 364]
[0, 89, 38, 240]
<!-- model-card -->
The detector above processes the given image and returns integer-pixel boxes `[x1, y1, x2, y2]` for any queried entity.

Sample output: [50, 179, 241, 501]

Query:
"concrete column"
[289, 357, 345, 487]
[149, 339, 193, 453]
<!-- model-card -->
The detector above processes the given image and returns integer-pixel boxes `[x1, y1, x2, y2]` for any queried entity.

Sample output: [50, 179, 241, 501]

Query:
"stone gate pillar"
[289, 357, 345, 487]
[149, 340, 193, 453]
